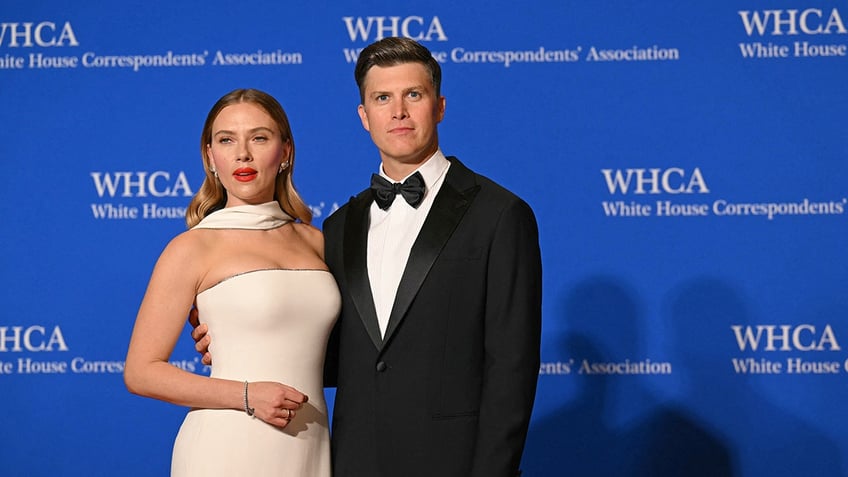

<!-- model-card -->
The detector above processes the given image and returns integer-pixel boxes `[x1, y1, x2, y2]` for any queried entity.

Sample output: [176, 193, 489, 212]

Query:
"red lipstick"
[233, 167, 258, 182]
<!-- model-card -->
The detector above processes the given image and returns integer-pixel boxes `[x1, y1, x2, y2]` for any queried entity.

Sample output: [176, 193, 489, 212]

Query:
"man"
[195, 37, 542, 476]
[322, 37, 542, 477]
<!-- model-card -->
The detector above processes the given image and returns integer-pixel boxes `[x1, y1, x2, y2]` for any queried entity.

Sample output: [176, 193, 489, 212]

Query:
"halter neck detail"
[193, 202, 293, 230]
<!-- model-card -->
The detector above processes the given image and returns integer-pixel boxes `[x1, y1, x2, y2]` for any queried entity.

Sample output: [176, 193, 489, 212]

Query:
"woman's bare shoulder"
[290, 222, 325, 257]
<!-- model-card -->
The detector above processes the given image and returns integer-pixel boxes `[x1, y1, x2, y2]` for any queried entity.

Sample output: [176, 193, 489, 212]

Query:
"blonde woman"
[124, 88, 339, 476]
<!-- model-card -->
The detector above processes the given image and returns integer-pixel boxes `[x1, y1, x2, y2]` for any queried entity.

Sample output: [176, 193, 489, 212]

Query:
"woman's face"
[206, 102, 289, 207]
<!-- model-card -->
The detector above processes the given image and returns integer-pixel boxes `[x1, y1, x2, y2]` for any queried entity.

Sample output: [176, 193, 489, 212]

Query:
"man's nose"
[392, 101, 408, 120]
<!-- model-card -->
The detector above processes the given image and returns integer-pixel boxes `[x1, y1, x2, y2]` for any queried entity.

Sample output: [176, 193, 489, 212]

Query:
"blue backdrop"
[2, 1, 847, 475]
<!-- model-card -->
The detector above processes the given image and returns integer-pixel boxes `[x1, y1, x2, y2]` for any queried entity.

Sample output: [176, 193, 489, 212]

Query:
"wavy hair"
[185, 88, 312, 228]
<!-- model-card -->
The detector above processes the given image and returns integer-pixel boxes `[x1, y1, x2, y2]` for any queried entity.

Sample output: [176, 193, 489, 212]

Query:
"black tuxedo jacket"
[323, 157, 542, 477]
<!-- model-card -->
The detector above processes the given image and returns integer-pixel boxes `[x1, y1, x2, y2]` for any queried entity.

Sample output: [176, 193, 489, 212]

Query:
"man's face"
[357, 62, 445, 177]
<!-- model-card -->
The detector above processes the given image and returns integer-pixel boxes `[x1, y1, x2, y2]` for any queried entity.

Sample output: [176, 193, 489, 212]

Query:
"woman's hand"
[246, 381, 308, 428]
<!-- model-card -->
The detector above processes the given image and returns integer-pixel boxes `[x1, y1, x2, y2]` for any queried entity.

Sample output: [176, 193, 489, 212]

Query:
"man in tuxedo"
[322, 37, 542, 477]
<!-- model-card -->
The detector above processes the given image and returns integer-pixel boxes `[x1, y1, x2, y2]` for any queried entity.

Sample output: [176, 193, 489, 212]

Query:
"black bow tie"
[370, 171, 425, 210]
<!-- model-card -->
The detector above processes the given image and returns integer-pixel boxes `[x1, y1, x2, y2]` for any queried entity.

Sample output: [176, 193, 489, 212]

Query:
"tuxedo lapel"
[382, 158, 480, 344]
[342, 191, 383, 350]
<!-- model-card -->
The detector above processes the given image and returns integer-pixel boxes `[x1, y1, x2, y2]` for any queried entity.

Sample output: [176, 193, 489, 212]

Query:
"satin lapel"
[342, 192, 383, 351]
[382, 158, 480, 345]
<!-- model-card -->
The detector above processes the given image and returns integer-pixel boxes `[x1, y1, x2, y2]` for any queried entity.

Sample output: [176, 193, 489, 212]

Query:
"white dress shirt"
[368, 150, 451, 337]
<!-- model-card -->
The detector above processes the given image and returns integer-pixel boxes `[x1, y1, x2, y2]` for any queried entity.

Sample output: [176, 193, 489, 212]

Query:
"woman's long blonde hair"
[185, 88, 312, 228]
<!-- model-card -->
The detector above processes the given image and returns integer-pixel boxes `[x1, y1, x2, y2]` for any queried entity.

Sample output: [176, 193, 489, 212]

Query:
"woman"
[124, 88, 339, 476]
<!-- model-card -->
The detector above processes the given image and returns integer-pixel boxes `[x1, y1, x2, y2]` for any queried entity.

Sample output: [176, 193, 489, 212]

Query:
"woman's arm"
[123, 232, 307, 428]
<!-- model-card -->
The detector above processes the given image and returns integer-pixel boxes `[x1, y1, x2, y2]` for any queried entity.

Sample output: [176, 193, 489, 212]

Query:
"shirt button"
[376, 361, 387, 372]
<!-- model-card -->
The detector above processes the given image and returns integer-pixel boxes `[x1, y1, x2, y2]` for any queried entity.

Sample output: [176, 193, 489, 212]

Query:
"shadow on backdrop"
[522, 276, 737, 476]
[651, 276, 842, 476]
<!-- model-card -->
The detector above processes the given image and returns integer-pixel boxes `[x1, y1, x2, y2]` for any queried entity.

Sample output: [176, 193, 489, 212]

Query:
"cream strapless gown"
[170, 202, 339, 477]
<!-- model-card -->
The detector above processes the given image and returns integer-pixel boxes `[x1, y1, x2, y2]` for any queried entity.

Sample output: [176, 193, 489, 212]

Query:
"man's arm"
[471, 197, 542, 477]
[189, 308, 212, 365]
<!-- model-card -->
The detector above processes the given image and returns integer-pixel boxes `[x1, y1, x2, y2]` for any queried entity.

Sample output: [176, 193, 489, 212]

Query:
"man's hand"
[188, 307, 212, 365]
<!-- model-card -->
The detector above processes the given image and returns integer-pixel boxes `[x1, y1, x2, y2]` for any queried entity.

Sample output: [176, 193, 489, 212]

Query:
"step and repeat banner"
[2, 1, 846, 475]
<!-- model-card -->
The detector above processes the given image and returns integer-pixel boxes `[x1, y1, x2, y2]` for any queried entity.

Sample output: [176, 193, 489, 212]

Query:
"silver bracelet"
[243, 381, 255, 417]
